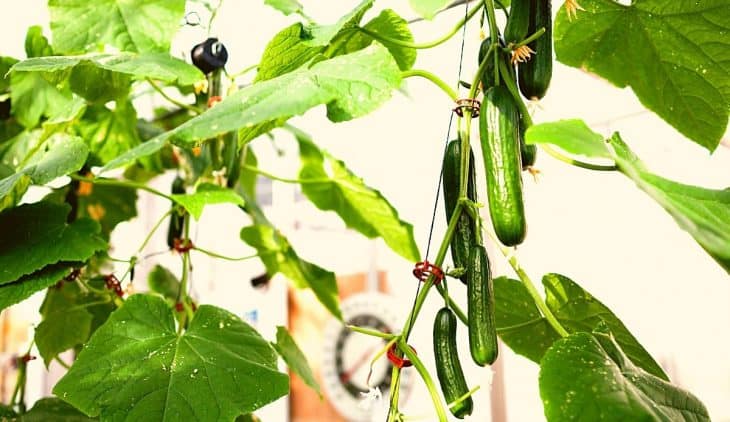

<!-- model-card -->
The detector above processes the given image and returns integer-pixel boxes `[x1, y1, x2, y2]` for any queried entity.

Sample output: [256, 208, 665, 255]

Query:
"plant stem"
[469, 44, 494, 99]
[449, 385, 480, 410]
[434, 283, 468, 325]
[68, 174, 174, 201]
[139, 209, 174, 254]
[398, 338, 448, 422]
[484, 229, 569, 337]
[146, 78, 202, 115]
[347, 325, 397, 340]
[483, 0, 499, 39]
[401, 70, 458, 102]
[177, 214, 192, 334]
[55, 356, 71, 370]
[358, 3, 482, 50]
[513, 27, 545, 48]
[193, 246, 258, 261]
[227, 63, 258, 81]
[241, 165, 330, 184]
[538, 144, 618, 171]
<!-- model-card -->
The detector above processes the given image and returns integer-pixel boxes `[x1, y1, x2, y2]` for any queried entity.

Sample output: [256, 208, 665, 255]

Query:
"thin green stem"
[483, 0, 500, 39]
[146, 78, 202, 114]
[484, 229, 569, 337]
[469, 44, 494, 98]
[140, 209, 174, 254]
[398, 338, 448, 422]
[449, 385, 481, 410]
[513, 27, 545, 48]
[538, 144, 618, 171]
[434, 283, 468, 325]
[55, 356, 71, 370]
[227, 63, 258, 81]
[401, 70, 458, 102]
[177, 215, 192, 335]
[68, 174, 174, 201]
[357, 3, 482, 50]
[348, 325, 396, 340]
[193, 246, 258, 262]
[241, 165, 330, 184]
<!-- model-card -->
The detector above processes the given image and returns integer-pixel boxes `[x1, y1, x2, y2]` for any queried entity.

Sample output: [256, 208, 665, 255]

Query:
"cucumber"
[434, 307, 473, 419]
[519, 121, 537, 169]
[504, 0, 531, 44]
[479, 85, 527, 246]
[478, 38, 513, 91]
[518, 0, 552, 100]
[467, 245, 498, 366]
[442, 139, 477, 283]
[166, 176, 186, 249]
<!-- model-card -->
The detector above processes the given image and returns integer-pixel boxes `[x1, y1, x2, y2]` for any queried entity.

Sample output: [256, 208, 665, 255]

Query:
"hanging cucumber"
[166, 176, 186, 249]
[504, 0, 531, 44]
[478, 37, 513, 91]
[519, 121, 537, 169]
[442, 139, 478, 283]
[467, 245, 498, 366]
[434, 307, 473, 419]
[518, 0, 552, 100]
[479, 86, 527, 246]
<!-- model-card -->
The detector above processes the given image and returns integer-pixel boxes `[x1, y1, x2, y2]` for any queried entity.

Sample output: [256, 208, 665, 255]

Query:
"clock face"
[321, 293, 412, 421]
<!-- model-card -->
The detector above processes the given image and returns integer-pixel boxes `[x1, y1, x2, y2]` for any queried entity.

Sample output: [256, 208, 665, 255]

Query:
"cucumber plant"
[0, 0, 728, 421]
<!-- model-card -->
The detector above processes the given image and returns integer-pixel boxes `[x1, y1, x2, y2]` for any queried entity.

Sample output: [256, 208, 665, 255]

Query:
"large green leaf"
[610, 133, 730, 273]
[539, 328, 709, 421]
[171, 183, 245, 220]
[493, 275, 666, 380]
[10, 71, 73, 128]
[54, 294, 289, 420]
[409, 0, 450, 19]
[36, 287, 93, 366]
[296, 134, 419, 262]
[554, 0, 730, 151]
[525, 119, 611, 159]
[271, 326, 321, 396]
[11, 53, 204, 86]
[0, 202, 106, 285]
[543, 273, 667, 380]
[49, 0, 185, 54]
[241, 224, 341, 319]
[264, 0, 305, 16]
[0, 134, 89, 212]
[0, 264, 70, 313]
[147, 265, 180, 302]
[22, 397, 96, 421]
[255, 0, 372, 82]
[493, 276, 561, 363]
[77, 101, 141, 165]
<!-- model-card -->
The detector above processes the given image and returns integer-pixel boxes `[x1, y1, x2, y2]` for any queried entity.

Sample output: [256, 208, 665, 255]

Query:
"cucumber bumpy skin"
[434, 307, 473, 419]
[467, 245, 498, 366]
[479, 85, 527, 246]
[442, 139, 478, 284]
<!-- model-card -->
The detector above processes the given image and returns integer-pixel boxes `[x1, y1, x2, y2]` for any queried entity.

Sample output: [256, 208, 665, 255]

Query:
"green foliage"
[48, 0, 185, 54]
[264, 0, 305, 16]
[54, 294, 289, 420]
[494, 274, 667, 380]
[171, 183, 245, 220]
[0, 265, 70, 313]
[525, 119, 610, 159]
[271, 326, 321, 396]
[36, 282, 94, 366]
[539, 328, 709, 421]
[296, 133, 420, 262]
[77, 101, 140, 165]
[241, 224, 341, 319]
[0, 202, 106, 285]
[147, 265, 181, 302]
[409, 0, 451, 19]
[554, 0, 730, 151]
[21, 397, 96, 421]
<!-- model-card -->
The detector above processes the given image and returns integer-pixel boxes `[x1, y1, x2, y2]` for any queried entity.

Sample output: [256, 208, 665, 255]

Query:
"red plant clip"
[20, 354, 36, 364]
[413, 260, 444, 285]
[387, 344, 415, 369]
[104, 274, 124, 297]
[173, 238, 195, 254]
[207, 95, 223, 108]
[452, 98, 481, 118]
[175, 302, 185, 312]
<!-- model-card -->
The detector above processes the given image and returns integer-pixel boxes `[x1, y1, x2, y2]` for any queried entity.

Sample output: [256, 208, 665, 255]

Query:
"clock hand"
[340, 343, 382, 384]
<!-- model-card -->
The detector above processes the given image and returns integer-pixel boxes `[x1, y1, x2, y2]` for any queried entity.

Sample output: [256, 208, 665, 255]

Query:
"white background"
[3, 1, 730, 421]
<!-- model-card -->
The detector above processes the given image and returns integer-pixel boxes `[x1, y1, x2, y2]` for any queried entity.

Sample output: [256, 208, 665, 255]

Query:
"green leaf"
[539, 330, 709, 422]
[271, 326, 321, 396]
[100, 134, 167, 173]
[76, 183, 138, 238]
[49, 0, 186, 54]
[543, 273, 667, 380]
[25, 26, 54, 58]
[255, 0, 372, 81]
[493, 274, 666, 380]
[493, 276, 561, 363]
[54, 294, 289, 419]
[345, 9, 416, 71]
[296, 135, 419, 262]
[172, 44, 401, 145]
[241, 224, 341, 319]
[78, 101, 141, 165]
[0, 56, 18, 93]
[147, 265, 180, 302]
[0, 404, 16, 418]
[409, 0, 450, 19]
[0, 133, 89, 211]
[554, 0, 730, 151]
[11, 53, 204, 87]
[22, 397, 96, 421]
[0, 264, 70, 313]
[609, 134, 730, 274]
[69, 62, 131, 103]
[0, 202, 106, 285]
[525, 119, 611, 159]
[264, 0, 304, 16]
[10, 71, 73, 128]
[36, 306, 93, 367]
[171, 183, 245, 220]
